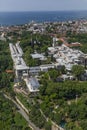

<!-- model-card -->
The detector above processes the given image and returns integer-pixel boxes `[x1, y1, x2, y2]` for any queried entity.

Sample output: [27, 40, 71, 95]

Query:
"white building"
[31, 53, 46, 60]
[24, 77, 40, 92]
[48, 43, 85, 71]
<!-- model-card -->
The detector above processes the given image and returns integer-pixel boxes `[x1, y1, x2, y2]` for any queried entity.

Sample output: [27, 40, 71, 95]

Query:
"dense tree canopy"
[72, 65, 85, 80]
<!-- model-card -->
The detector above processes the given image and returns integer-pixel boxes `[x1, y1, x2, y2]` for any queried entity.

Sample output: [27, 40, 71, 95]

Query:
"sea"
[0, 11, 87, 26]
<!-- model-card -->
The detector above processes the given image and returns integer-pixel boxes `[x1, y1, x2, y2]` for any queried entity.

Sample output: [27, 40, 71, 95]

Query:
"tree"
[0, 72, 10, 88]
[72, 65, 85, 80]
[80, 120, 87, 130]
[44, 121, 51, 130]
[48, 69, 60, 80]
[58, 40, 63, 46]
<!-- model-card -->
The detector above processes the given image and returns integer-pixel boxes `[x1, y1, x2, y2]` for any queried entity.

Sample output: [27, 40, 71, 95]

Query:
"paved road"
[4, 94, 40, 130]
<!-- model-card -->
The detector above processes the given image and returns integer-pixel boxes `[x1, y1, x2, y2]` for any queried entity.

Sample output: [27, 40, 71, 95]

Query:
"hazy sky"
[0, 0, 87, 12]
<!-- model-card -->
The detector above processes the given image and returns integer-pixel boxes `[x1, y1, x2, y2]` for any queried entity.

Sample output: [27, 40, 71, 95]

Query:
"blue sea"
[0, 11, 87, 26]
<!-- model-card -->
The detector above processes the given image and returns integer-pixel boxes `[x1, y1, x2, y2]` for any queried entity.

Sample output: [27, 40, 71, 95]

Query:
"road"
[4, 94, 40, 130]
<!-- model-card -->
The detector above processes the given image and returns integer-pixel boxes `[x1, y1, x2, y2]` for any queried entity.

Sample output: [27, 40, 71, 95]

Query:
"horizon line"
[0, 10, 87, 12]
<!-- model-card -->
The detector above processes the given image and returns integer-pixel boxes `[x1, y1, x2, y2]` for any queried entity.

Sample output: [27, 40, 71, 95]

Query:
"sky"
[0, 0, 87, 12]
